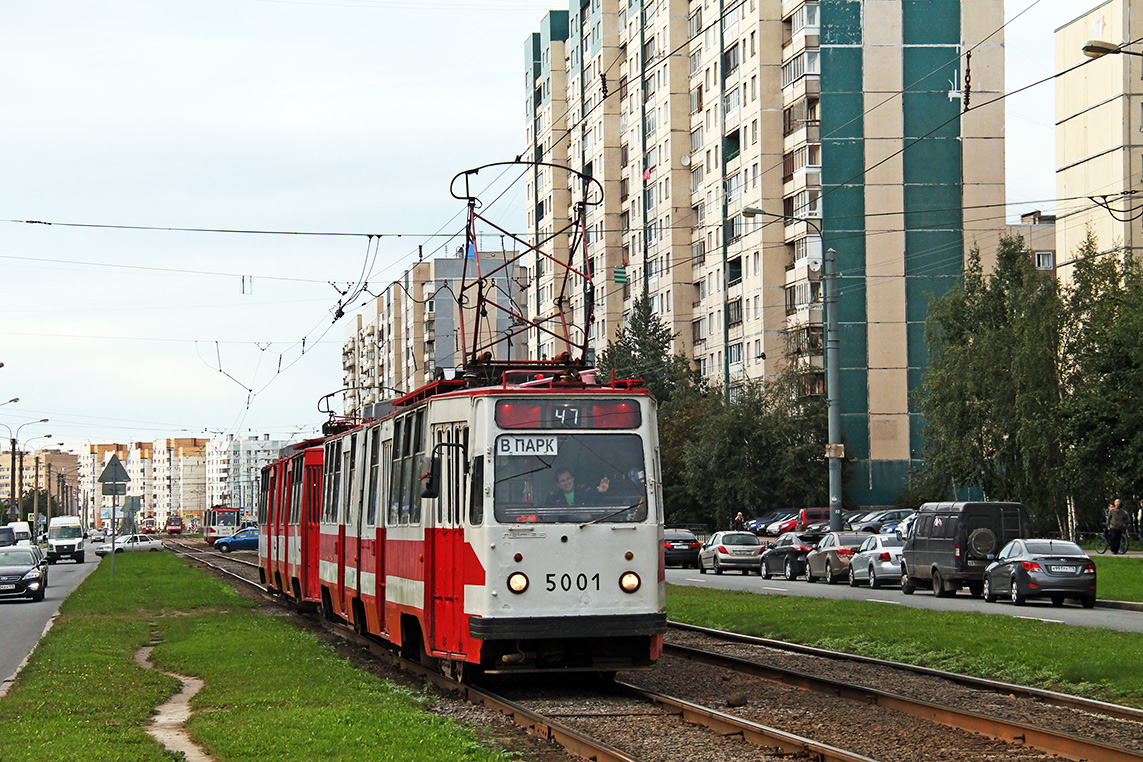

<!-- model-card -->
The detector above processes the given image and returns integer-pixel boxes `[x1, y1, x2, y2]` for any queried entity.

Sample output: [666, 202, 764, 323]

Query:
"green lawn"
[667, 582, 1143, 705]
[1091, 555, 1143, 602]
[0, 553, 511, 762]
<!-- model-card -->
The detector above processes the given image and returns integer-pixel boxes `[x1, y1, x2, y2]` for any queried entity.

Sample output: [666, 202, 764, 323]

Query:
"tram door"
[337, 432, 357, 617]
[429, 424, 467, 654]
[303, 460, 321, 601]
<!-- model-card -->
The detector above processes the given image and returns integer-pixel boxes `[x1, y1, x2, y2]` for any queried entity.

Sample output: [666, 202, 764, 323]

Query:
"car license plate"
[0, 584, 15, 591]
[1050, 565, 1076, 573]
[671, 543, 687, 549]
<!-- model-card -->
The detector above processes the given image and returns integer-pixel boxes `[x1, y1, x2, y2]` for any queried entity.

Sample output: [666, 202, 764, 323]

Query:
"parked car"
[803, 518, 852, 535]
[760, 532, 816, 580]
[698, 531, 763, 575]
[0, 546, 48, 601]
[745, 510, 787, 536]
[94, 534, 164, 557]
[851, 508, 915, 534]
[848, 534, 905, 588]
[215, 527, 259, 553]
[879, 512, 915, 536]
[901, 502, 1030, 598]
[663, 528, 701, 568]
[762, 512, 797, 536]
[804, 532, 868, 584]
[795, 507, 830, 531]
[982, 539, 1096, 608]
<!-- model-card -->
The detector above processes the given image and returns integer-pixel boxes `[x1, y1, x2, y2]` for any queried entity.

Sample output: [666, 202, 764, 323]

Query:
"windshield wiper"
[580, 499, 644, 528]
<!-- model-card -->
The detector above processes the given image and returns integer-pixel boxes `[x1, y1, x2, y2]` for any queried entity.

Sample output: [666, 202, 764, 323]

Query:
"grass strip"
[667, 583, 1143, 705]
[1091, 556, 1143, 602]
[0, 553, 511, 762]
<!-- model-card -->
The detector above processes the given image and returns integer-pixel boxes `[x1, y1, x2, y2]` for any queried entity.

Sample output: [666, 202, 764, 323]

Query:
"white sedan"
[94, 534, 165, 557]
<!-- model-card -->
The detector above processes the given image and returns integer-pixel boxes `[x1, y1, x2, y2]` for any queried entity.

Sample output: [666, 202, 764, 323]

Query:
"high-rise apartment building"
[526, 0, 1005, 505]
[206, 434, 291, 511]
[1056, 0, 1143, 281]
[342, 250, 525, 417]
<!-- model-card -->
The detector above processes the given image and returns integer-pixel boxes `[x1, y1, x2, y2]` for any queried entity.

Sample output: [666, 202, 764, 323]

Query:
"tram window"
[290, 454, 304, 523]
[469, 456, 484, 525]
[492, 433, 648, 524]
[436, 428, 446, 524]
[389, 419, 403, 525]
[367, 427, 381, 526]
[258, 471, 269, 524]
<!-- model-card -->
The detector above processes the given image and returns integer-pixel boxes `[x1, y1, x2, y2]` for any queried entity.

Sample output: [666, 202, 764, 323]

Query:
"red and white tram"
[260, 159, 665, 676]
[259, 370, 666, 676]
[203, 505, 241, 545]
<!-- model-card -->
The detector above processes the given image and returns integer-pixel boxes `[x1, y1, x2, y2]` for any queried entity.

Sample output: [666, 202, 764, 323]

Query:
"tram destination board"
[495, 399, 641, 429]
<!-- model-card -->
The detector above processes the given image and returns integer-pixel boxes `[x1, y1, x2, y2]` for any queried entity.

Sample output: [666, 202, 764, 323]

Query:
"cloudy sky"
[0, 0, 1098, 452]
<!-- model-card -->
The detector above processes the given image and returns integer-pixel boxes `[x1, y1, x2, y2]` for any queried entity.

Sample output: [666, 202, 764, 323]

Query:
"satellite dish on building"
[808, 257, 822, 272]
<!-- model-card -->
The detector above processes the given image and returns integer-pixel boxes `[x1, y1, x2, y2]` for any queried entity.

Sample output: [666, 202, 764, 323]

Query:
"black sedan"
[982, 539, 1096, 608]
[760, 532, 816, 580]
[663, 528, 701, 568]
[0, 547, 49, 602]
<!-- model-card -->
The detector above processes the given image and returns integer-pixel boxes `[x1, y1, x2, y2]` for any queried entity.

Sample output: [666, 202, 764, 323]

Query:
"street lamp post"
[1082, 40, 1143, 59]
[742, 208, 843, 529]
[1, 418, 48, 523]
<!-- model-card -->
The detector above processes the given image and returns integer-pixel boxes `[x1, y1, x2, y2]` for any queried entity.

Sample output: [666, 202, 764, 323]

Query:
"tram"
[203, 505, 241, 545]
[259, 159, 666, 677]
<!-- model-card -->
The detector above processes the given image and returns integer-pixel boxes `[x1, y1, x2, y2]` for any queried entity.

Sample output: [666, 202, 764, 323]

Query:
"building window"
[1035, 251, 1054, 270]
[727, 297, 743, 325]
[728, 258, 743, 286]
[690, 85, 703, 114]
[728, 342, 743, 365]
[723, 44, 741, 76]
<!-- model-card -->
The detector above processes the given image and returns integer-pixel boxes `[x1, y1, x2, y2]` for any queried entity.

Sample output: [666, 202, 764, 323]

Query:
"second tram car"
[259, 371, 666, 677]
[203, 505, 241, 545]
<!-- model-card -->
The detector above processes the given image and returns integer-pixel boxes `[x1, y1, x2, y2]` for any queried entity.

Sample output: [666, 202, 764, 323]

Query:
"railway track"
[169, 539, 1143, 762]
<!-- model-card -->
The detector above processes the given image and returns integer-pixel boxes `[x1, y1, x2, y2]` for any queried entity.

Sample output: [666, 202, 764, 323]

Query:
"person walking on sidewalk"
[1107, 499, 1129, 555]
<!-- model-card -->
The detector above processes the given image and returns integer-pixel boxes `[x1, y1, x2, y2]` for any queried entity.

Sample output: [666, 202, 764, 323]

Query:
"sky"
[0, 0, 1101, 454]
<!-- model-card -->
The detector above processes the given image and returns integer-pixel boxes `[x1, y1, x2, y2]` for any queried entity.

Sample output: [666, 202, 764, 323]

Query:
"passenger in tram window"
[546, 468, 609, 507]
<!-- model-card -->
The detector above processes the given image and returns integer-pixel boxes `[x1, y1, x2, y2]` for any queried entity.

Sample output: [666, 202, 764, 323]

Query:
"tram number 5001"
[545, 573, 601, 592]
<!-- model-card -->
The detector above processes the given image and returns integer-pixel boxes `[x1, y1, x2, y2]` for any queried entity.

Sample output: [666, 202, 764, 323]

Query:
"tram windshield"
[493, 433, 648, 524]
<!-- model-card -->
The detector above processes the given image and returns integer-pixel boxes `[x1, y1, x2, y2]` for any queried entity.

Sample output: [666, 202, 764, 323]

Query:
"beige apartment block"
[526, 1, 1005, 505]
[341, 250, 525, 418]
[1056, 0, 1143, 281]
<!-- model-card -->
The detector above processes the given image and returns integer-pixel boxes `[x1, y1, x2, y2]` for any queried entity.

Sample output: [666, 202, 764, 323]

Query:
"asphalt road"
[665, 566, 1143, 633]
[0, 548, 99, 697]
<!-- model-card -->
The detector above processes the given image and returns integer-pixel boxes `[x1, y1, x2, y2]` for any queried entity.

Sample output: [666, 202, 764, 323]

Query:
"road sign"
[98, 455, 131, 484]
[101, 483, 127, 496]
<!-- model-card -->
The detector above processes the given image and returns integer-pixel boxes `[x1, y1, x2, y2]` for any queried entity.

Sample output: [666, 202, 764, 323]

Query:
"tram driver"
[547, 467, 609, 507]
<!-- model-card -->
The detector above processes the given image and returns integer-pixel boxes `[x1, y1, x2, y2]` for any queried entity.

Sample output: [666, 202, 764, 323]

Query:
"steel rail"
[316, 616, 643, 762]
[617, 683, 878, 762]
[165, 540, 262, 569]
[664, 640, 1143, 762]
[167, 541, 270, 591]
[669, 621, 1143, 723]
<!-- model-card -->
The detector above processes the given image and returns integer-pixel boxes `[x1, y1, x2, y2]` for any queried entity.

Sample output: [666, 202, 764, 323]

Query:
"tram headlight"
[619, 571, 641, 593]
[507, 572, 529, 594]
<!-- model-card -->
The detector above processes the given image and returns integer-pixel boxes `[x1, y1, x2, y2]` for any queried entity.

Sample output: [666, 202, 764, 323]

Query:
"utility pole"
[46, 462, 53, 531]
[32, 453, 39, 526]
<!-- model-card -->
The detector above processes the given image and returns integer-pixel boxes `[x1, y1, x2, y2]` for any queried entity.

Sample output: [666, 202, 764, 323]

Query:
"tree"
[596, 294, 695, 407]
[914, 236, 1065, 527]
[597, 293, 701, 521]
[1059, 232, 1143, 526]
[682, 371, 827, 529]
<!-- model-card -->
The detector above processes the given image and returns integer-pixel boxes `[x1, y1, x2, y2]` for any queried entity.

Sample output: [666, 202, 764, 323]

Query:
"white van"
[7, 521, 33, 546]
[46, 516, 85, 564]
